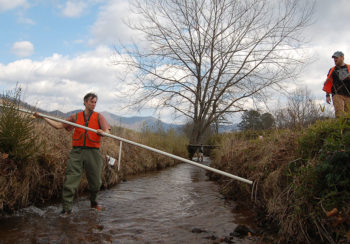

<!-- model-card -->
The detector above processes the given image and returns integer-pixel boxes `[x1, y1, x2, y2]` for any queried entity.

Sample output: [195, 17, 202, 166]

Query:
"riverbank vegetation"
[209, 116, 350, 243]
[0, 93, 188, 213]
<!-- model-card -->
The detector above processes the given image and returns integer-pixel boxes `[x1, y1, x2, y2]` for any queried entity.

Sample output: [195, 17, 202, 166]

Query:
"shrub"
[298, 116, 350, 159]
[297, 116, 350, 208]
[0, 88, 39, 163]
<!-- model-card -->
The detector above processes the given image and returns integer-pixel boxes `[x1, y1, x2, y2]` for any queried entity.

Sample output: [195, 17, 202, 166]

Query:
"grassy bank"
[209, 117, 350, 243]
[0, 107, 188, 213]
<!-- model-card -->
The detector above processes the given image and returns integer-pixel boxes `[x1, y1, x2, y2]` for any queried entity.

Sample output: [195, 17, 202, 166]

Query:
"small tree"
[0, 87, 38, 162]
[238, 110, 262, 131]
[261, 112, 275, 129]
[275, 88, 322, 129]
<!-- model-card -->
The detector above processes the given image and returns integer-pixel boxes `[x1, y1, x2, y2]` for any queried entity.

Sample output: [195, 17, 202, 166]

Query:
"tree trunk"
[189, 119, 204, 145]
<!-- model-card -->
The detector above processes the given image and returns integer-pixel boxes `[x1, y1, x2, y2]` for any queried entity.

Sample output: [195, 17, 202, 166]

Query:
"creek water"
[0, 159, 258, 244]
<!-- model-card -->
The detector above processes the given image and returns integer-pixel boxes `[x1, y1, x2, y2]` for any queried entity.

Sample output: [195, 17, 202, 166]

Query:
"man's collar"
[84, 109, 93, 116]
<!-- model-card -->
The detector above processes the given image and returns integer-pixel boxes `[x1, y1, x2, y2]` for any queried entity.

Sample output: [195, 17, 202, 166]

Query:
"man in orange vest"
[35, 93, 110, 214]
[323, 51, 350, 117]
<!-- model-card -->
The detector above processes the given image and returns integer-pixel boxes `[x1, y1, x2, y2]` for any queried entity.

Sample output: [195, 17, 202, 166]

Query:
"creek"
[0, 160, 258, 243]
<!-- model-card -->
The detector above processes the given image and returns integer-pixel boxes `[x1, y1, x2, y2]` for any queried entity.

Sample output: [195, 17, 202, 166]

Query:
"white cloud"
[0, 45, 185, 123]
[11, 41, 34, 57]
[89, 0, 144, 46]
[0, 0, 27, 12]
[61, 1, 87, 18]
[0, 46, 136, 115]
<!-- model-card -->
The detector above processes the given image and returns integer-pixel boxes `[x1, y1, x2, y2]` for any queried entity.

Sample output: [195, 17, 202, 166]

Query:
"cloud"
[0, 45, 136, 115]
[0, 44, 185, 123]
[89, 0, 144, 46]
[0, 0, 27, 12]
[11, 41, 34, 57]
[61, 1, 87, 18]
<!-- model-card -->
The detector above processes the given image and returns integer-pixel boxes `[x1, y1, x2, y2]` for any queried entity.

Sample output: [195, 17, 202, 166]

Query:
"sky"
[0, 0, 350, 124]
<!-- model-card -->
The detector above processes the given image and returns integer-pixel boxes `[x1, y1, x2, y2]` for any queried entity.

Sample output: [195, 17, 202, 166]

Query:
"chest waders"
[62, 112, 102, 212]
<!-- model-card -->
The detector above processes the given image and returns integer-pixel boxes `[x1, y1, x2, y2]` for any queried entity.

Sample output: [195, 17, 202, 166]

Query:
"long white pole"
[17, 107, 253, 185]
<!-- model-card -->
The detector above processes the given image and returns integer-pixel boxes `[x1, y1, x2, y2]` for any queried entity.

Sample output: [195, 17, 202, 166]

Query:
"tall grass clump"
[141, 127, 189, 156]
[114, 126, 189, 176]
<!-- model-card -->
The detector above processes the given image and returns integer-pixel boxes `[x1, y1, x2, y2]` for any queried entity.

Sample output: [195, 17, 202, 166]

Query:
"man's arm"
[97, 113, 111, 136]
[34, 112, 65, 129]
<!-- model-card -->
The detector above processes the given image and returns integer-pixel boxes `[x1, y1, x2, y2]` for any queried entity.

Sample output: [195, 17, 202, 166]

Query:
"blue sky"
[1, 1, 97, 62]
[1, 0, 350, 123]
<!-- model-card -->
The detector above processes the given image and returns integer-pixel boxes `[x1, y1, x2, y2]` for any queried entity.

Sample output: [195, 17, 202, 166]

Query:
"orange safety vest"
[72, 111, 101, 148]
[323, 64, 350, 94]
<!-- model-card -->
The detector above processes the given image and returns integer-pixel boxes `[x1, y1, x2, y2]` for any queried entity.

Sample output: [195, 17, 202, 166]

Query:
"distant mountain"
[11, 99, 236, 133]
[218, 123, 239, 133]
[100, 111, 182, 132]
[41, 109, 182, 133]
[45, 109, 82, 117]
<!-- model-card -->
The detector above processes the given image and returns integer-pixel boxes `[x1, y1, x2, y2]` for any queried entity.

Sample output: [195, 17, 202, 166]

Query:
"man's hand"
[96, 129, 105, 136]
[33, 112, 43, 119]
[326, 96, 331, 104]
[33, 113, 64, 129]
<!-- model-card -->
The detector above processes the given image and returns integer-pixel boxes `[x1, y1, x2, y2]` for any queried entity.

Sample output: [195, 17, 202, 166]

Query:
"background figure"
[323, 51, 350, 117]
[199, 144, 204, 162]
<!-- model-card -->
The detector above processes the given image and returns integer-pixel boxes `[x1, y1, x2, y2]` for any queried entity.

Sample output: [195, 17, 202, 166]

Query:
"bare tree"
[274, 87, 324, 129]
[115, 0, 314, 144]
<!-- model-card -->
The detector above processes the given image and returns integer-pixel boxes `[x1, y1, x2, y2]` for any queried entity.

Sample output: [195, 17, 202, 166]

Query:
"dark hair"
[84, 92, 98, 103]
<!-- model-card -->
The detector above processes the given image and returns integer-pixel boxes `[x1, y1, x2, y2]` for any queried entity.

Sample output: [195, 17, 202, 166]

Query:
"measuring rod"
[11, 107, 253, 185]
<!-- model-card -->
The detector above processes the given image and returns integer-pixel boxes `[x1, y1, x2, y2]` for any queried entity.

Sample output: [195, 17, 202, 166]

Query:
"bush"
[298, 116, 350, 159]
[0, 88, 39, 163]
[296, 116, 350, 212]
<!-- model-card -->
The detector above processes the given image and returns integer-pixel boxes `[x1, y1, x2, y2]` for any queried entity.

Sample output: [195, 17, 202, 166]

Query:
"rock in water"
[230, 224, 251, 237]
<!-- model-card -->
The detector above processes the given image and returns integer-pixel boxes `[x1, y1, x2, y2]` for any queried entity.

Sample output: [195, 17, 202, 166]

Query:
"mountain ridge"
[44, 109, 182, 132]
[12, 99, 238, 133]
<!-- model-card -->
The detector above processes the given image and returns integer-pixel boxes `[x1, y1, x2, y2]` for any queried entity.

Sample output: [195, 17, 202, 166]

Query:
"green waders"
[62, 147, 102, 211]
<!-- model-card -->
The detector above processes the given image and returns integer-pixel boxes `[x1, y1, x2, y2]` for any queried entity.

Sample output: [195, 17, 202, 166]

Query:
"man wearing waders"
[323, 51, 350, 117]
[35, 93, 110, 215]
